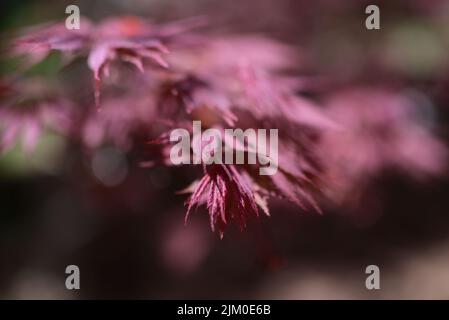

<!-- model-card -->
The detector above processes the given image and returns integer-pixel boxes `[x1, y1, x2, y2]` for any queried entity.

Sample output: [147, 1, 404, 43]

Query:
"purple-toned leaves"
[185, 164, 259, 237]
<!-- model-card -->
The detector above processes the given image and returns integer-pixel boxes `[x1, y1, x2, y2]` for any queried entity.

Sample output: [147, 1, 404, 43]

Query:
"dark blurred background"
[1, 0, 449, 299]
